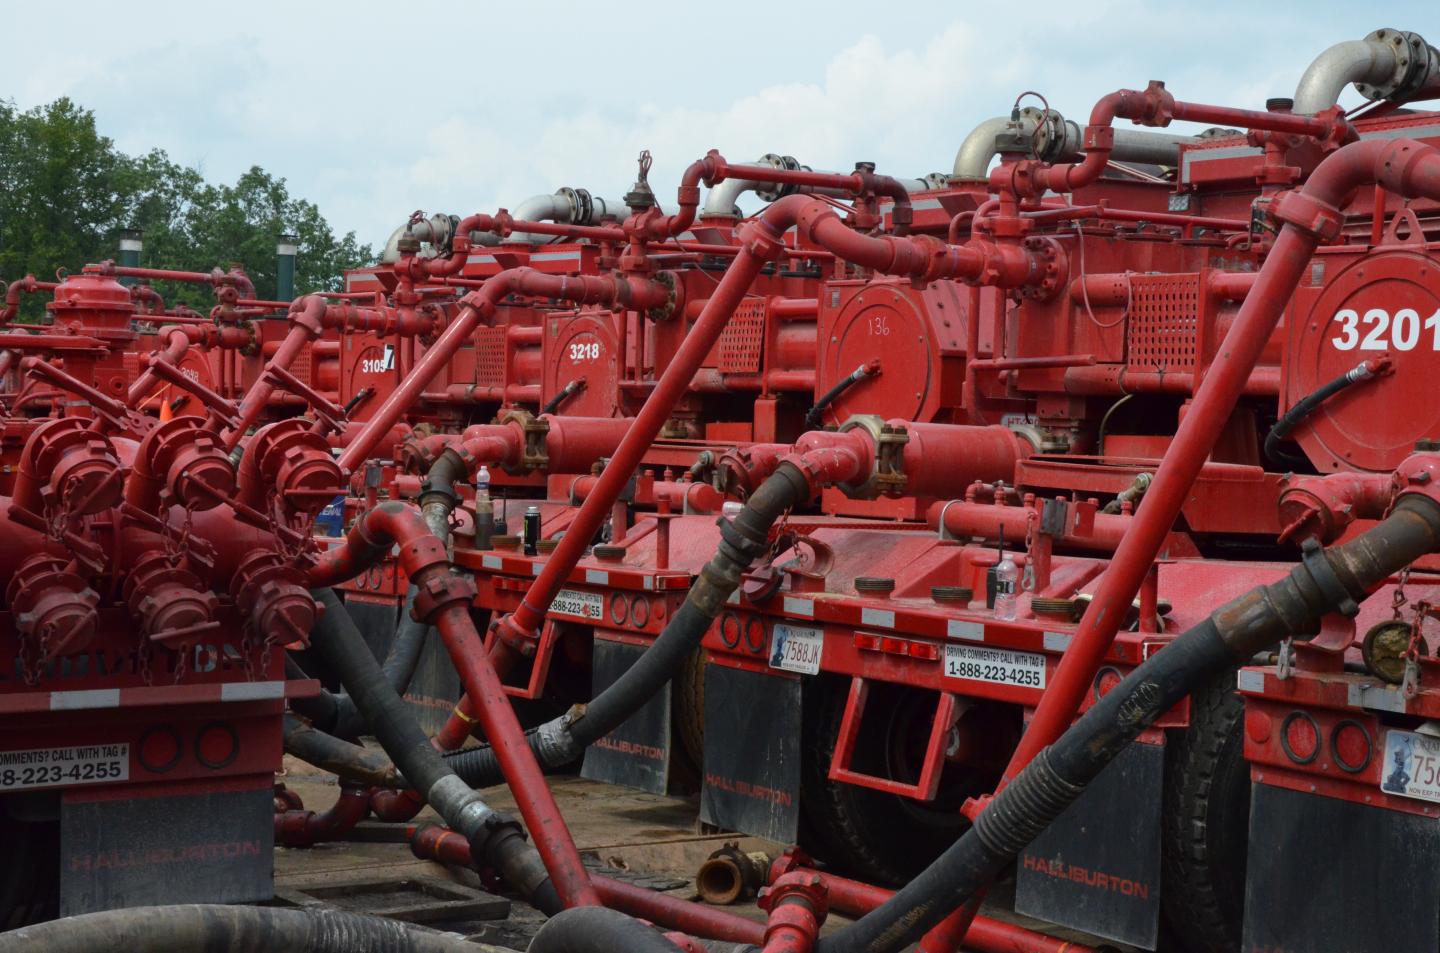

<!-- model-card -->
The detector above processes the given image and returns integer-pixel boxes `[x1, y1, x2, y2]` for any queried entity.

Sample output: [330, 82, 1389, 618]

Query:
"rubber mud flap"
[1242, 782, 1440, 952]
[343, 594, 400, 664]
[1016, 739, 1164, 949]
[699, 662, 801, 844]
[59, 784, 273, 915]
[581, 637, 672, 794]
[403, 618, 463, 735]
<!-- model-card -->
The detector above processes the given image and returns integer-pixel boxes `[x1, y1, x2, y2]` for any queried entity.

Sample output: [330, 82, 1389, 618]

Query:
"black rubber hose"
[442, 463, 811, 786]
[0, 903, 478, 952]
[282, 713, 401, 788]
[288, 585, 432, 739]
[804, 363, 873, 432]
[815, 494, 1440, 953]
[308, 587, 561, 916]
[287, 450, 461, 740]
[1264, 360, 1380, 467]
[526, 907, 686, 953]
[542, 378, 585, 416]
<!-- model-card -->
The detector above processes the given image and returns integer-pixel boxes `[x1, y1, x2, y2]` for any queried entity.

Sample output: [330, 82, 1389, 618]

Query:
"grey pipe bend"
[1294, 28, 1440, 114]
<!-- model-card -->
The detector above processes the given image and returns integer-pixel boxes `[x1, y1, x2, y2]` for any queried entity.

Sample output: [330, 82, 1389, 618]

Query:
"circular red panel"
[195, 722, 239, 770]
[628, 594, 650, 629]
[1291, 250, 1440, 472]
[546, 314, 620, 418]
[1331, 720, 1372, 774]
[827, 287, 933, 422]
[138, 725, 182, 773]
[1244, 709, 1272, 745]
[1280, 711, 1319, 764]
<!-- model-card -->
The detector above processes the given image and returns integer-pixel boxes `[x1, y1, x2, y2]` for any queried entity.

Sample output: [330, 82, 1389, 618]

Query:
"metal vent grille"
[474, 327, 508, 388]
[716, 299, 766, 374]
[291, 348, 312, 386]
[1125, 274, 1200, 371]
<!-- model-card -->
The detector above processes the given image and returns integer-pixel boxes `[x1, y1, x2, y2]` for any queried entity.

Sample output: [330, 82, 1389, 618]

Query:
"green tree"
[0, 97, 374, 320]
[0, 98, 132, 317]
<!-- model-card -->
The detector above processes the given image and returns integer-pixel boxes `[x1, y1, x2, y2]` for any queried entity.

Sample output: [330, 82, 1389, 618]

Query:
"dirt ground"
[274, 755, 1115, 951]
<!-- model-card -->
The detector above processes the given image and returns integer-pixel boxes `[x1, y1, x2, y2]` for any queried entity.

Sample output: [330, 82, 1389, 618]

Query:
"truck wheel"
[672, 648, 706, 782]
[0, 808, 57, 928]
[800, 677, 1015, 886]
[1162, 670, 1249, 953]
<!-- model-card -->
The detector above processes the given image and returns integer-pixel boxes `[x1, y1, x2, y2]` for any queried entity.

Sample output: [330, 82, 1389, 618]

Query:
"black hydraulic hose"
[442, 463, 811, 787]
[812, 493, 1440, 953]
[287, 585, 432, 739]
[282, 712, 401, 788]
[542, 378, 586, 416]
[287, 451, 463, 740]
[527, 907, 686, 953]
[0, 903, 479, 953]
[307, 587, 562, 916]
[804, 362, 876, 432]
[1265, 359, 1382, 467]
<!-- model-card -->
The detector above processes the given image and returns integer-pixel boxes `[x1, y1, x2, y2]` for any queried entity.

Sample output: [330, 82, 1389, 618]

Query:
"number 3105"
[1332, 307, 1440, 351]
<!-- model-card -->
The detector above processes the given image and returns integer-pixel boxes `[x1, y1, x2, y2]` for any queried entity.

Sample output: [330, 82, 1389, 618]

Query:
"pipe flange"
[834, 415, 908, 499]
[411, 571, 478, 624]
[1355, 30, 1434, 103]
[752, 154, 802, 203]
[1018, 236, 1068, 301]
[646, 270, 681, 322]
[495, 408, 549, 474]
[1299, 536, 1360, 618]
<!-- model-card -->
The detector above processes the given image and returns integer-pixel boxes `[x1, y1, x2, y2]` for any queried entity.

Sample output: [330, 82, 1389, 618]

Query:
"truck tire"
[1161, 669, 1249, 953]
[0, 809, 57, 929]
[800, 677, 1012, 886]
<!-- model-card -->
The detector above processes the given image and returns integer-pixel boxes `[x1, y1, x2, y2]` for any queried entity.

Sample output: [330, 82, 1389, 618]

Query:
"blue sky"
[0, 2, 1425, 248]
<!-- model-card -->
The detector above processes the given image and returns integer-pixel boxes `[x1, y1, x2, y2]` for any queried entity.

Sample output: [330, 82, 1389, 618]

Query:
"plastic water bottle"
[475, 465, 495, 549]
[993, 534, 1019, 621]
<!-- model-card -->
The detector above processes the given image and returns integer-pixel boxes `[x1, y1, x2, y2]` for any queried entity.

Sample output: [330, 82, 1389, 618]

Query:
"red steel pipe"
[307, 503, 598, 908]
[999, 137, 1440, 783]
[763, 862, 1093, 953]
[274, 784, 371, 848]
[493, 194, 1052, 657]
[411, 825, 765, 944]
[1, 275, 60, 321]
[337, 270, 668, 474]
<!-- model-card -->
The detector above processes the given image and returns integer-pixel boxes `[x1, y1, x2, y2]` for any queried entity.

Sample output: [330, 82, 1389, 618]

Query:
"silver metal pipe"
[951, 107, 1200, 181]
[503, 189, 629, 244]
[702, 155, 942, 218]
[1293, 28, 1440, 115]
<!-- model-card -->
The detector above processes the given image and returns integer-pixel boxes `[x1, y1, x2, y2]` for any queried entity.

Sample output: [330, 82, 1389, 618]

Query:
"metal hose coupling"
[972, 749, 1086, 859]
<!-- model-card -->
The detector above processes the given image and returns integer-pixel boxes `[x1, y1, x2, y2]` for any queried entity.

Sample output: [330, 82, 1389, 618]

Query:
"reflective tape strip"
[585, 569, 609, 586]
[783, 597, 814, 617]
[947, 620, 984, 642]
[482, 555, 502, 570]
[861, 608, 895, 629]
[50, 689, 121, 710]
[221, 681, 286, 702]
[1043, 631, 1072, 652]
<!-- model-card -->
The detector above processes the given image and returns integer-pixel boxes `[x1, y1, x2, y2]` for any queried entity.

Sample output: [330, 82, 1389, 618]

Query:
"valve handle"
[262, 363, 348, 435]
[23, 357, 144, 433]
[140, 352, 241, 430]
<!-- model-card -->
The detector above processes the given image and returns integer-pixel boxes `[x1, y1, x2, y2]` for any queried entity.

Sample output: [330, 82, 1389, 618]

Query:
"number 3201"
[1332, 307, 1440, 351]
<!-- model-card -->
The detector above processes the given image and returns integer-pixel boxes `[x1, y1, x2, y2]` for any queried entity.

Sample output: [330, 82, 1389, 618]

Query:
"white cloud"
[0, 0, 1413, 251]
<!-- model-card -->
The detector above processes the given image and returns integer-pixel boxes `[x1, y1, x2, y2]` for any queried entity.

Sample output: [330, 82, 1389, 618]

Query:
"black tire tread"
[1161, 669, 1249, 953]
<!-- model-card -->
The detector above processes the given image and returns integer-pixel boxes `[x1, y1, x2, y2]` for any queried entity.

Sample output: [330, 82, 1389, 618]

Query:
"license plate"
[1381, 729, 1440, 803]
[551, 588, 604, 621]
[944, 644, 1046, 689]
[769, 624, 824, 675]
[0, 743, 129, 791]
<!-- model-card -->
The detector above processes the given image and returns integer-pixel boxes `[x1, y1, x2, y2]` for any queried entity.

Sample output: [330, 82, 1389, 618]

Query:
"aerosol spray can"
[524, 505, 541, 556]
